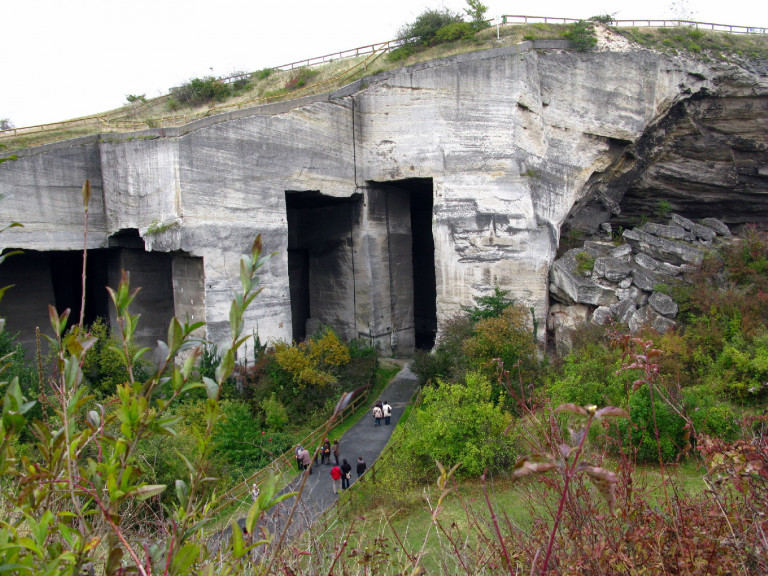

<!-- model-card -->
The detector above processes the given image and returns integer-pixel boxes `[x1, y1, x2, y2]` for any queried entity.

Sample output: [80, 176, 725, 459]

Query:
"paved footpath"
[232, 360, 419, 539]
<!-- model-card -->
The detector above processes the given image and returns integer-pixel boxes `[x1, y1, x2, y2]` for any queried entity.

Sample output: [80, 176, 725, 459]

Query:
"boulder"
[616, 285, 648, 306]
[549, 303, 591, 356]
[671, 213, 717, 242]
[649, 291, 679, 318]
[629, 305, 677, 334]
[623, 228, 705, 266]
[610, 243, 633, 260]
[591, 306, 614, 326]
[550, 249, 619, 307]
[610, 298, 637, 324]
[701, 218, 731, 237]
[642, 222, 687, 240]
[593, 256, 632, 283]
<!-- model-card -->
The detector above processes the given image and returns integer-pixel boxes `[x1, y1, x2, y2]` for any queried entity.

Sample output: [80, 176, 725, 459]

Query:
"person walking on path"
[332, 439, 340, 465]
[382, 401, 392, 425]
[321, 438, 331, 465]
[340, 458, 352, 490]
[330, 464, 343, 494]
[356, 456, 366, 478]
[300, 447, 312, 473]
[295, 445, 304, 471]
[372, 404, 383, 426]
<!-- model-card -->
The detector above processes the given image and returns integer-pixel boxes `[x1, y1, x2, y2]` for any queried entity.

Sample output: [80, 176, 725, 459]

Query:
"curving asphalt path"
[227, 360, 420, 542]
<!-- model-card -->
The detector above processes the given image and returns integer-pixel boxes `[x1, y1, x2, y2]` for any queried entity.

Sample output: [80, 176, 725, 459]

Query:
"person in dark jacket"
[340, 458, 352, 489]
[356, 456, 366, 477]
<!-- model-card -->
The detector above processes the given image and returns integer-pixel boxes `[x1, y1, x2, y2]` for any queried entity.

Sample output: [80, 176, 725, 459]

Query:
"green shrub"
[589, 14, 614, 24]
[257, 68, 274, 80]
[398, 372, 515, 479]
[435, 21, 475, 43]
[387, 45, 415, 62]
[547, 342, 633, 408]
[285, 68, 319, 91]
[260, 392, 288, 431]
[213, 400, 293, 470]
[619, 386, 687, 462]
[171, 76, 232, 108]
[397, 7, 463, 47]
[82, 318, 148, 397]
[125, 94, 146, 103]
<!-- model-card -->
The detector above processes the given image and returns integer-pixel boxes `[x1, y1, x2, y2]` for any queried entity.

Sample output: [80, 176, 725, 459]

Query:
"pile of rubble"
[548, 214, 731, 354]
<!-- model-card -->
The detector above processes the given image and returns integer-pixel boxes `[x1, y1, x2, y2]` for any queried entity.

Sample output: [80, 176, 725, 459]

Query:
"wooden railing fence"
[208, 363, 378, 520]
[2, 16, 766, 141]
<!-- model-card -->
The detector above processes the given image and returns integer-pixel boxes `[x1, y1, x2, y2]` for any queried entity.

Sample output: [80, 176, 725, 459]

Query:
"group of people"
[293, 439, 368, 495]
[372, 400, 392, 426]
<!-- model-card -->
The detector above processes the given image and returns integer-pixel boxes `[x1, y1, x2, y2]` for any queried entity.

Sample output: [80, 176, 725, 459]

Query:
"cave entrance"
[0, 229, 203, 356]
[285, 190, 361, 342]
[368, 178, 437, 353]
[405, 179, 437, 350]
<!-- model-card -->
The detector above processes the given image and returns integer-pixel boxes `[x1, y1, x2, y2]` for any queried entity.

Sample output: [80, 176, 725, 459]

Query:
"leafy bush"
[398, 372, 514, 479]
[260, 392, 288, 431]
[589, 14, 614, 24]
[397, 7, 463, 47]
[125, 94, 146, 103]
[214, 400, 292, 470]
[463, 304, 538, 382]
[171, 76, 232, 107]
[82, 317, 148, 397]
[620, 386, 687, 462]
[284, 68, 319, 91]
[434, 21, 475, 43]
[257, 68, 274, 80]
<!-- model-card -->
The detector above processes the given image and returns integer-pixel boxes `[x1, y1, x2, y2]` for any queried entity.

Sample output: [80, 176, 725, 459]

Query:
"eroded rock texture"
[1, 37, 767, 356]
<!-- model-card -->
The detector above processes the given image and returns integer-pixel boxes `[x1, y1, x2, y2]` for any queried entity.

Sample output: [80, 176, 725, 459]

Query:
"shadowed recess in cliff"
[285, 190, 363, 342]
[0, 228, 204, 356]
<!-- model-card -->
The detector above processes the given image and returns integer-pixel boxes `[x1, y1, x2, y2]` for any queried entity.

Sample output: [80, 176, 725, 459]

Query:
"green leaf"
[128, 484, 167, 500]
[171, 543, 199, 575]
[230, 521, 246, 558]
[202, 377, 219, 400]
[81, 179, 91, 212]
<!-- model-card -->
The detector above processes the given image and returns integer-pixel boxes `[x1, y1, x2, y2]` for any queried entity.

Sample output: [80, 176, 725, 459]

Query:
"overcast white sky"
[3, 0, 767, 128]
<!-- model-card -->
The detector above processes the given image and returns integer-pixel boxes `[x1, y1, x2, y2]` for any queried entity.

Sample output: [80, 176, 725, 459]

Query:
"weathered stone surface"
[628, 304, 677, 334]
[593, 256, 632, 283]
[610, 298, 637, 324]
[550, 257, 618, 307]
[635, 252, 663, 271]
[642, 223, 687, 240]
[671, 213, 717, 242]
[591, 306, 614, 325]
[701, 218, 732, 237]
[616, 285, 647, 305]
[548, 303, 590, 356]
[623, 228, 705, 266]
[649, 291, 679, 317]
[610, 244, 633, 260]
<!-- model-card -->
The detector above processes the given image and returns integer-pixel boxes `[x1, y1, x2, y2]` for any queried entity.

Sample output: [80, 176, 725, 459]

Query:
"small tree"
[0, 118, 14, 130]
[397, 7, 463, 47]
[463, 0, 490, 31]
[565, 20, 598, 52]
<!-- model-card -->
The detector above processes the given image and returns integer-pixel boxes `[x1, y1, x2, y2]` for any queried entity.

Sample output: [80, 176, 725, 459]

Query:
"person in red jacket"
[330, 464, 343, 494]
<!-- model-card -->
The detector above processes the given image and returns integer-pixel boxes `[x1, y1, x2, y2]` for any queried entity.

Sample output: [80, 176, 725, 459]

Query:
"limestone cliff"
[1, 34, 766, 355]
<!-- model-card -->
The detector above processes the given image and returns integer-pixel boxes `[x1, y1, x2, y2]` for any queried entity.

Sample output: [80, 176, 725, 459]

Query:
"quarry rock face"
[1, 36, 767, 356]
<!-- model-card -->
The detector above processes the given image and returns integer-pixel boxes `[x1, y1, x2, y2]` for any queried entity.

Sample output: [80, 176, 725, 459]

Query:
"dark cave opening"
[285, 190, 361, 342]
[403, 179, 437, 350]
[0, 228, 196, 355]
